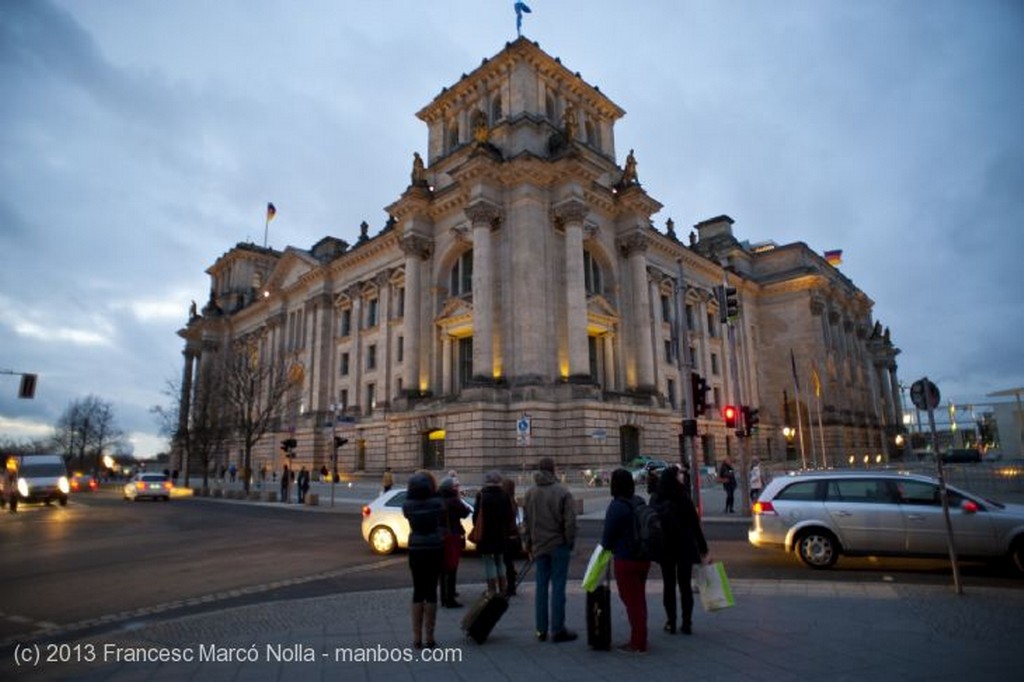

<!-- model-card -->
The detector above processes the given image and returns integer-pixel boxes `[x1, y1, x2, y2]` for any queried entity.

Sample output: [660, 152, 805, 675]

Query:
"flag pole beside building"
[263, 202, 276, 248]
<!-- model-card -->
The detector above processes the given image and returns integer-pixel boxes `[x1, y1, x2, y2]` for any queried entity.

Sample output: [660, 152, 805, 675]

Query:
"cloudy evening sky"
[1, 1, 1021, 457]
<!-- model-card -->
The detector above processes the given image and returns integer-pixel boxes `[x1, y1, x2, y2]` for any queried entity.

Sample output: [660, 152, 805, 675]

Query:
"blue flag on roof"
[515, 2, 532, 36]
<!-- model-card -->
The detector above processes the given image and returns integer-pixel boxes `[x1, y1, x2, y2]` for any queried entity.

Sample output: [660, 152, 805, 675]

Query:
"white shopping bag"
[697, 561, 735, 612]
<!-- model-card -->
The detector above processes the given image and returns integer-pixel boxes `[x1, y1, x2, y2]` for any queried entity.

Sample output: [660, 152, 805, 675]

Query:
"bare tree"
[53, 396, 125, 473]
[151, 373, 229, 490]
[220, 341, 298, 493]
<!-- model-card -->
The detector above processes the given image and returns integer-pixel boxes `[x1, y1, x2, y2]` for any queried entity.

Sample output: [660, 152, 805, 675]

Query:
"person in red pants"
[601, 468, 650, 654]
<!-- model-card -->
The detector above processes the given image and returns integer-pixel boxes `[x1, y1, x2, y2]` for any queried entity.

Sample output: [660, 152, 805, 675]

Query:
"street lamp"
[782, 426, 796, 460]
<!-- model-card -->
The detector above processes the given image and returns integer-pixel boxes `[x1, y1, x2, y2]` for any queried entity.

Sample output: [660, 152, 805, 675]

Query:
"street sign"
[591, 428, 607, 441]
[910, 379, 940, 411]
[516, 415, 532, 446]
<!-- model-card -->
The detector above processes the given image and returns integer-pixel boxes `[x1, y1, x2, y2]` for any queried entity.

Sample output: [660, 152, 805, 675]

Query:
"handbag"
[696, 561, 735, 612]
[442, 532, 464, 572]
[468, 509, 484, 545]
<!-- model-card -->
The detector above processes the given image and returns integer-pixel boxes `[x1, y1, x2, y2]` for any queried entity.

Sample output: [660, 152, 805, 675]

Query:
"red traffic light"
[722, 404, 738, 428]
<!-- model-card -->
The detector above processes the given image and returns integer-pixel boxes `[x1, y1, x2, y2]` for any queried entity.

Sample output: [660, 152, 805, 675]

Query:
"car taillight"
[163, 482, 172, 490]
[361, 505, 371, 517]
[136, 482, 146, 491]
[90, 480, 98, 490]
[752, 500, 776, 515]
[71, 480, 80, 490]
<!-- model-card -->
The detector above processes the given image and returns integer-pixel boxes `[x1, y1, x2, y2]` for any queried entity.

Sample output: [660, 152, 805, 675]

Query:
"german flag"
[824, 249, 842, 266]
[267, 202, 277, 222]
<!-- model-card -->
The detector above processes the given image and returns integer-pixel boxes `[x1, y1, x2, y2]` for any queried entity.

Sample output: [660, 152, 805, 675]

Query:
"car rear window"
[775, 481, 820, 501]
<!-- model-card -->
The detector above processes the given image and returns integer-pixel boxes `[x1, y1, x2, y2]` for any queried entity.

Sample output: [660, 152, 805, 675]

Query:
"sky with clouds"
[1, 1, 1021, 457]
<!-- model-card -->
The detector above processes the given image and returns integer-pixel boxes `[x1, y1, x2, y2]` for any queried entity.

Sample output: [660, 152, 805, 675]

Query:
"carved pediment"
[436, 296, 474, 336]
[263, 248, 318, 294]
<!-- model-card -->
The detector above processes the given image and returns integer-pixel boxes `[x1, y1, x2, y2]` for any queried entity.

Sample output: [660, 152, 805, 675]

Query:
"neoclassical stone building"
[177, 38, 903, 480]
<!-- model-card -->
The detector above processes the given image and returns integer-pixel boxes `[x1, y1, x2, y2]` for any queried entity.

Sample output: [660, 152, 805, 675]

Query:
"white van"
[1, 454, 70, 511]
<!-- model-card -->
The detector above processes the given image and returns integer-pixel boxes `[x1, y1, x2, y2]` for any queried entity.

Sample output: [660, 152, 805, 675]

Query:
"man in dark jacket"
[473, 470, 512, 596]
[523, 457, 578, 643]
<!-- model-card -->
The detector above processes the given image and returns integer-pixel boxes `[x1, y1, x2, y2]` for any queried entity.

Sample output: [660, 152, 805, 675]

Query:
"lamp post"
[783, 426, 796, 461]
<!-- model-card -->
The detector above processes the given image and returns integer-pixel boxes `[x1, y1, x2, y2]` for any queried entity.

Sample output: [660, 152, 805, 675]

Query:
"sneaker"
[616, 644, 646, 655]
[663, 622, 676, 634]
[680, 623, 692, 635]
[535, 631, 548, 642]
[551, 629, 578, 643]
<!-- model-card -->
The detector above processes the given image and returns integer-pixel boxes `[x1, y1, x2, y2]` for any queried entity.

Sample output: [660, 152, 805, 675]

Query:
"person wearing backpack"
[653, 465, 709, 635]
[601, 468, 652, 655]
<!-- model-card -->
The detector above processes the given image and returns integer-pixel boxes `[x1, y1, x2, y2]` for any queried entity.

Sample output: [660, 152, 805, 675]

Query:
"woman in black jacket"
[439, 476, 470, 608]
[402, 471, 444, 648]
[654, 465, 709, 635]
[472, 470, 512, 596]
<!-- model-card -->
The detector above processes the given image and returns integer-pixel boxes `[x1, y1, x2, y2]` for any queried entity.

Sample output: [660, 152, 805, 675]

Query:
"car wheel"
[58, 496, 68, 507]
[1008, 537, 1024, 576]
[368, 525, 397, 555]
[795, 528, 839, 569]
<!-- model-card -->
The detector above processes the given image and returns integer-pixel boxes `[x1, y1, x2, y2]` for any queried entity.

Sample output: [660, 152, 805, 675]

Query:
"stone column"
[465, 200, 502, 381]
[400, 235, 431, 395]
[176, 341, 198, 475]
[554, 199, 590, 380]
[618, 231, 655, 391]
[441, 335, 453, 395]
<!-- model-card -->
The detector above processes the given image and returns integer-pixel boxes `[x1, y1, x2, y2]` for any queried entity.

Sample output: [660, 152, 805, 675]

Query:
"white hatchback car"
[123, 472, 173, 502]
[361, 488, 476, 555]
[749, 469, 1024, 573]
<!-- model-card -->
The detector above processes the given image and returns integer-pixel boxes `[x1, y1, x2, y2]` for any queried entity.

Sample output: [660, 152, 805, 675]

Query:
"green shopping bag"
[581, 544, 612, 592]
[697, 561, 735, 612]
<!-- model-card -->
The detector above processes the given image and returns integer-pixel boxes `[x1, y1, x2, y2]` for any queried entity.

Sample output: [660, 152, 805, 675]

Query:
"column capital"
[464, 200, 503, 230]
[400, 233, 433, 260]
[616, 230, 652, 257]
[551, 198, 589, 227]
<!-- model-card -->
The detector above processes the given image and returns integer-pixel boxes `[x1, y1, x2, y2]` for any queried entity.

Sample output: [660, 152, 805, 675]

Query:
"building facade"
[176, 39, 903, 480]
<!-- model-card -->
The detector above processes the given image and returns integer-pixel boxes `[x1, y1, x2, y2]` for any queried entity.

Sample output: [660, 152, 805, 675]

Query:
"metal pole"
[925, 377, 962, 595]
[330, 405, 338, 508]
[674, 259, 701, 515]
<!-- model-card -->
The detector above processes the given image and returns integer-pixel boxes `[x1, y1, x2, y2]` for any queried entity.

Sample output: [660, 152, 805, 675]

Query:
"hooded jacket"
[522, 469, 577, 557]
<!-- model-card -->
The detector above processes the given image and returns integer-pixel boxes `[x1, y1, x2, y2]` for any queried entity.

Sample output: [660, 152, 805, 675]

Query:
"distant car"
[123, 473, 172, 502]
[1, 454, 70, 511]
[361, 488, 524, 555]
[748, 469, 1024, 574]
[70, 473, 99, 493]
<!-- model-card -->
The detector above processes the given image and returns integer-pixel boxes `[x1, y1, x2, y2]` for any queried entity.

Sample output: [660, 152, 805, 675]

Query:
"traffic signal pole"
[674, 259, 702, 515]
[723, 275, 752, 514]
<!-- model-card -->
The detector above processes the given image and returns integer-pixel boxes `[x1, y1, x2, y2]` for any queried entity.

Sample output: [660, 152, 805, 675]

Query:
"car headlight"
[58, 476, 70, 494]
[17, 478, 29, 497]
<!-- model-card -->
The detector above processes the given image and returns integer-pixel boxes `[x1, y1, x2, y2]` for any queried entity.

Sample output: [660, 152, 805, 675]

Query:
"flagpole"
[816, 389, 827, 468]
[263, 216, 269, 248]
[791, 350, 808, 470]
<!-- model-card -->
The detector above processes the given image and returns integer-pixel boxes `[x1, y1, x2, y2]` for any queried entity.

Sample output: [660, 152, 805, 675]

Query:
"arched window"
[490, 94, 502, 124]
[545, 92, 556, 122]
[450, 250, 473, 297]
[447, 117, 459, 152]
[583, 249, 603, 296]
[585, 118, 599, 149]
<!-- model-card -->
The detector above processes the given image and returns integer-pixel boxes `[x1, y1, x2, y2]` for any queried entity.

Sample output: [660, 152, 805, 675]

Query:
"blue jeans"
[534, 544, 571, 635]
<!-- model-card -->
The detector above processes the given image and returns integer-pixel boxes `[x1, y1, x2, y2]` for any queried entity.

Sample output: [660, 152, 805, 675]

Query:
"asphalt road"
[2, 488, 1020, 652]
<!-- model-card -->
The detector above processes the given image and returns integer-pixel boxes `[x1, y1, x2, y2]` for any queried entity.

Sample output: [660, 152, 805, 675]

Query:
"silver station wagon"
[748, 470, 1024, 573]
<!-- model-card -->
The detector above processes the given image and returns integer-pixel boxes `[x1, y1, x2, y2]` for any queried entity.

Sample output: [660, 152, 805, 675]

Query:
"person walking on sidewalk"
[653, 465, 708, 635]
[381, 467, 394, 493]
[473, 471, 512, 596]
[522, 457, 578, 643]
[297, 466, 310, 504]
[280, 464, 291, 503]
[501, 477, 523, 597]
[402, 471, 444, 649]
[602, 468, 652, 655]
[749, 457, 764, 503]
[438, 476, 469, 608]
[718, 455, 737, 513]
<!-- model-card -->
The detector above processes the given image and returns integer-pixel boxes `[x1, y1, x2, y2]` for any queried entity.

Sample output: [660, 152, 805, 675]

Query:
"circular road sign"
[910, 379, 941, 411]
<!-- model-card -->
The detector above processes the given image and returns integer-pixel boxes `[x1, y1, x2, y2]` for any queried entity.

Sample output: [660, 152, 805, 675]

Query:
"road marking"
[0, 556, 405, 650]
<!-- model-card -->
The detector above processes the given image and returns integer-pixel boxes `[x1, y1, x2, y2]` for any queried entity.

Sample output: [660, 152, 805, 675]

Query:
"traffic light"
[722, 404, 738, 428]
[724, 287, 739, 321]
[333, 436, 348, 449]
[690, 373, 709, 416]
[746, 407, 760, 436]
[280, 438, 297, 455]
[18, 373, 37, 399]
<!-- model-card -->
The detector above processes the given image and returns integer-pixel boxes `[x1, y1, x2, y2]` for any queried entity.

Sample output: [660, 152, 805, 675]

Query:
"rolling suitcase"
[461, 559, 533, 644]
[586, 581, 612, 650]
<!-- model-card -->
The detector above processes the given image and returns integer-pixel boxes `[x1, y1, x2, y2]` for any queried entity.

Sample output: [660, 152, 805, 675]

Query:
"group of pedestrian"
[279, 464, 310, 504]
[600, 464, 710, 655]
[398, 456, 715, 655]
[717, 454, 764, 514]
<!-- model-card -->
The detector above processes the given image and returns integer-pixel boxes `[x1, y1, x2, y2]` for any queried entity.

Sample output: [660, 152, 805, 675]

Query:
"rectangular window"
[340, 309, 352, 337]
[367, 344, 377, 370]
[458, 337, 473, 388]
[668, 378, 677, 409]
[367, 298, 379, 327]
[340, 352, 350, 376]
[664, 340, 673, 363]
[711, 353, 720, 376]
[340, 389, 349, 410]
[396, 287, 405, 318]
[366, 383, 376, 414]
[707, 312, 716, 338]
[685, 304, 695, 333]
[397, 336, 404, 363]
[661, 294, 671, 323]
[588, 336, 599, 382]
